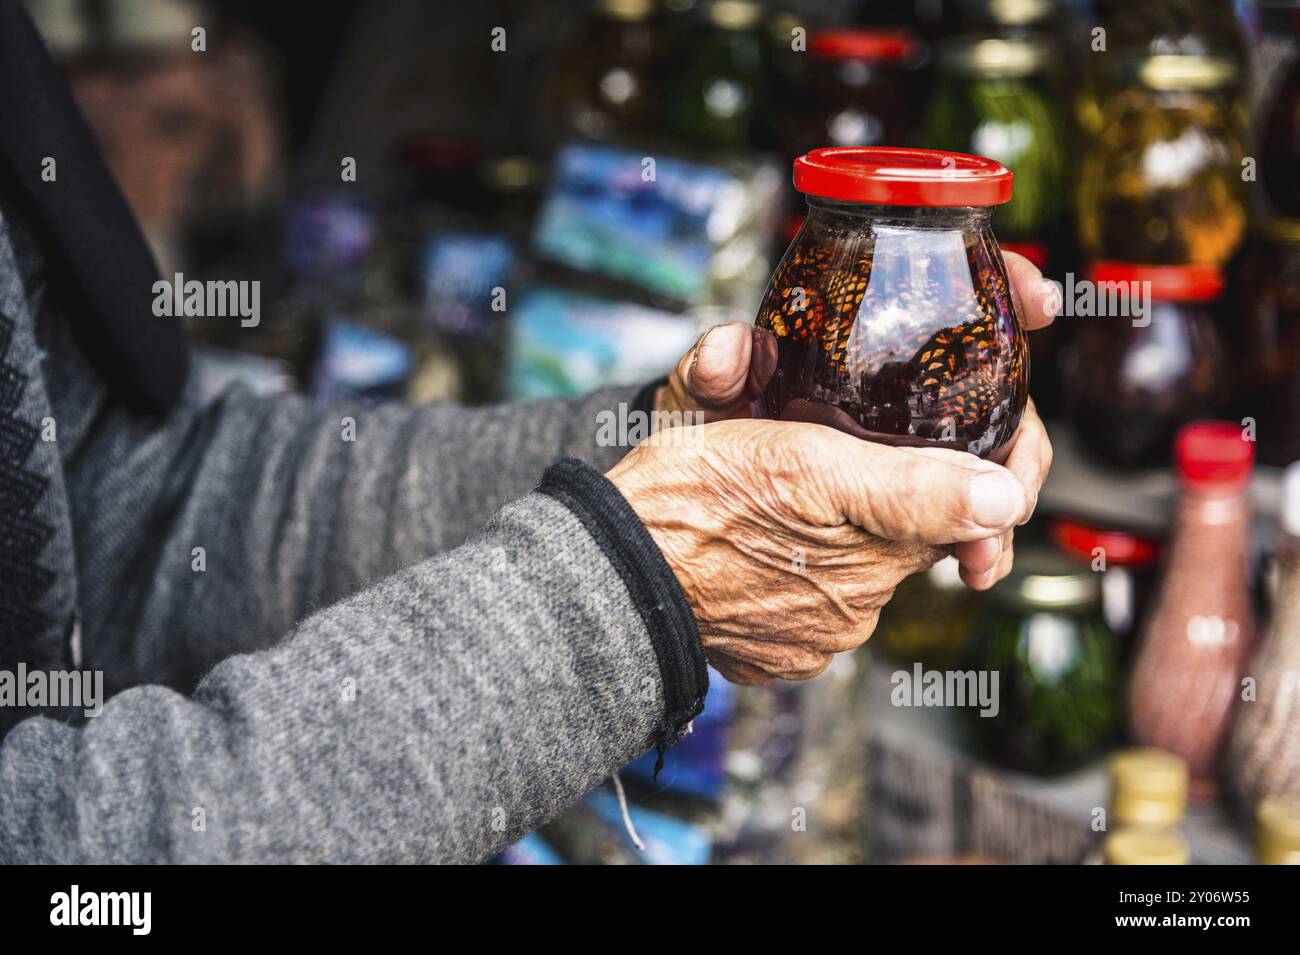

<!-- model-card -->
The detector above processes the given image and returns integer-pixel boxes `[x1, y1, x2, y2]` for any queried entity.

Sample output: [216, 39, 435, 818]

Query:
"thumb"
[825, 439, 1029, 544]
[682, 322, 752, 409]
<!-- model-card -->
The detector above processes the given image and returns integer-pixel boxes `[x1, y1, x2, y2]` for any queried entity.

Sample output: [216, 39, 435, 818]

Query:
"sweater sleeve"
[0, 462, 707, 863]
[64, 375, 661, 693]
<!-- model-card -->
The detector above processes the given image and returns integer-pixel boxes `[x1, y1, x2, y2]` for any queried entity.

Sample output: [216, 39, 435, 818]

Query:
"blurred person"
[0, 0, 1056, 862]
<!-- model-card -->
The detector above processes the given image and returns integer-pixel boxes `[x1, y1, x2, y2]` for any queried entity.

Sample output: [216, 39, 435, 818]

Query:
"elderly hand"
[652, 249, 1057, 592]
[608, 418, 1032, 684]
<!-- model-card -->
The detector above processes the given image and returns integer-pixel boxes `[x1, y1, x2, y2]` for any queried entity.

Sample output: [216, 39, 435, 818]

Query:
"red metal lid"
[793, 147, 1014, 207]
[1175, 421, 1254, 488]
[1051, 520, 1159, 567]
[808, 30, 917, 63]
[1087, 262, 1224, 303]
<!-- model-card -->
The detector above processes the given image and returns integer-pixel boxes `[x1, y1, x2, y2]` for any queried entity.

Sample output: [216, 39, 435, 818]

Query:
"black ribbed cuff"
[539, 457, 707, 773]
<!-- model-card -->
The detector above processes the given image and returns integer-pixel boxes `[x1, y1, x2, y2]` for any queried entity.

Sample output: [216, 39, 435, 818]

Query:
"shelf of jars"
[865, 660, 1254, 865]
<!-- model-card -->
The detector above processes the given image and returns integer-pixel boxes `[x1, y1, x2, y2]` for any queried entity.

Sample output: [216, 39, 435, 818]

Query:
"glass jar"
[782, 30, 920, 157]
[1128, 421, 1256, 798]
[1077, 55, 1247, 268]
[1059, 262, 1229, 469]
[544, 0, 666, 146]
[753, 147, 1029, 461]
[1050, 518, 1160, 656]
[875, 555, 978, 670]
[663, 0, 767, 152]
[956, 550, 1121, 776]
[922, 36, 1069, 270]
[1228, 220, 1300, 467]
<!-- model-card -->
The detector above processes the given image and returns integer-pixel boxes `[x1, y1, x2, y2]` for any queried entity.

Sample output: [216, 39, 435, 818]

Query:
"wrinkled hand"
[653, 250, 1057, 591]
[608, 419, 1033, 685]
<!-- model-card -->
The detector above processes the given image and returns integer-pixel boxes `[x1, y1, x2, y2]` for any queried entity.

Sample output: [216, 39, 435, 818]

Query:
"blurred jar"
[1129, 421, 1256, 798]
[1077, 54, 1246, 268]
[782, 30, 920, 157]
[957, 551, 1120, 776]
[545, 0, 667, 145]
[664, 0, 767, 151]
[875, 555, 978, 670]
[1051, 519, 1160, 655]
[922, 36, 1069, 270]
[1059, 262, 1228, 469]
[1255, 796, 1300, 864]
[1225, 462, 1300, 814]
[1077, 0, 1248, 136]
[1228, 220, 1300, 467]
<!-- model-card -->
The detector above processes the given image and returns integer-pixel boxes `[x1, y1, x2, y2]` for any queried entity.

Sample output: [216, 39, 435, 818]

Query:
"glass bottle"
[1225, 461, 1300, 812]
[875, 555, 978, 670]
[1051, 519, 1160, 657]
[1128, 421, 1256, 798]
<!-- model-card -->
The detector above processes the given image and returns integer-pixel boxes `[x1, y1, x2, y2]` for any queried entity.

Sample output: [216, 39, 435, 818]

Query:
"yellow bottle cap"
[1109, 748, 1189, 828]
[1257, 796, 1300, 865]
[1105, 827, 1190, 865]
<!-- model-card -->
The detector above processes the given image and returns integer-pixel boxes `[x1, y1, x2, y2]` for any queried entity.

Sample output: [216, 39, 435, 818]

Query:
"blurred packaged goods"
[1227, 219, 1300, 466]
[531, 140, 781, 312]
[1129, 422, 1256, 798]
[1104, 825, 1190, 864]
[1058, 262, 1229, 469]
[1051, 519, 1160, 655]
[1077, 53, 1247, 268]
[1226, 461, 1300, 814]
[956, 550, 1120, 776]
[876, 555, 979, 670]
[1255, 795, 1300, 864]
[504, 287, 698, 398]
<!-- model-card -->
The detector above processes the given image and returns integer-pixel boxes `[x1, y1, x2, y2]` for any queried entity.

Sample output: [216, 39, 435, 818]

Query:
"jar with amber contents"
[1077, 55, 1247, 268]
[754, 147, 1029, 461]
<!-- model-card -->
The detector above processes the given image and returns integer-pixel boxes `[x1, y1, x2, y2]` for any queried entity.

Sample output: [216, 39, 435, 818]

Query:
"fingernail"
[969, 472, 1023, 528]
[1041, 279, 1062, 318]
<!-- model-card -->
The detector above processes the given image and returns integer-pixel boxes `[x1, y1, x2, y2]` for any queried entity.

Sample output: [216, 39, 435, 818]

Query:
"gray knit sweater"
[0, 195, 707, 863]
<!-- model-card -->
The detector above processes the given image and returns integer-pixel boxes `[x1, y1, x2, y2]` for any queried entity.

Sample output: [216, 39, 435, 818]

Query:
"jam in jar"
[754, 147, 1029, 461]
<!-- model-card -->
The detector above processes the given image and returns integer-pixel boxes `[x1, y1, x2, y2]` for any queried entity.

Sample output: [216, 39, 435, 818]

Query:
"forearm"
[1, 465, 706, 863]
[70, 379, 656, 690]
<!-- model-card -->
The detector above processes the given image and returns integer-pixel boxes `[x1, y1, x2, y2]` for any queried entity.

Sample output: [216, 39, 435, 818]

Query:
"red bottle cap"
[1087, 262, 1224, 303]
[808, 30, 917, 63]
[1051, 520, 1159, 567]
[794, 147, 1014, 207]
[1175, 421, 1255, 488]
